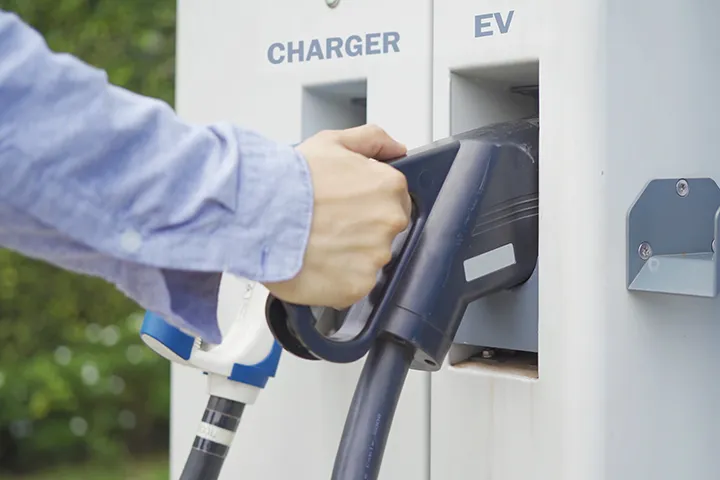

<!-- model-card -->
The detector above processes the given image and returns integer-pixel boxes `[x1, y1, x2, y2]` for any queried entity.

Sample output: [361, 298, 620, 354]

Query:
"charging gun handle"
[266, 142, 459, 363]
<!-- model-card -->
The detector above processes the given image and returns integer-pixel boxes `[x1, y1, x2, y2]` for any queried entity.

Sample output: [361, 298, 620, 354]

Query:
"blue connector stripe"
[228, 341, 282, 388]
[140, 311, 195, 361]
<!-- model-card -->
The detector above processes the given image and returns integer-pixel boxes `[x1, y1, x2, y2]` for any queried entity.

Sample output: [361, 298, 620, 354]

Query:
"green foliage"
[1, 455, 170, 480]
[1, 0, 177, 105]
[0, 0, 176, 473]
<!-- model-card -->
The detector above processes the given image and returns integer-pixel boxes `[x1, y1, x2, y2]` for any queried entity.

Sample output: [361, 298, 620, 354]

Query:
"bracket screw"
[638, 242, 653, 260]
[325, 0, 340, 7]
[481, 349, 495, 359]
[676, 179, 689, 197]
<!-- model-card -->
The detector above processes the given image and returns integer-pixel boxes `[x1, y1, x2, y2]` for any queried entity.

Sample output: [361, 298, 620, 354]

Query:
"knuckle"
[365, 124, 386, 136]
[362, 276, 377, 294]
[380, 167, 408, 192]
[376, 248, 393, 267]
[349, 278, 374, 302]
[363, 124, 389, 150]
[315, 129, 338, 141]
[386, 212, 409, 233]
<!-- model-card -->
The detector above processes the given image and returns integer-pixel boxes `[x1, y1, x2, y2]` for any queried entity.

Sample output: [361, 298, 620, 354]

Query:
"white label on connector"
[463, 243, 516, 282]
[196, 422, 235, 446]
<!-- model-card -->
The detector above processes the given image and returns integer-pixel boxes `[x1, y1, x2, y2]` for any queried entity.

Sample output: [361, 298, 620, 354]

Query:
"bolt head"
[676, 179, 689, 197]
[481, 349, 495, 359]
[638, 242, 653, 260]
[325, 0, 340, 7]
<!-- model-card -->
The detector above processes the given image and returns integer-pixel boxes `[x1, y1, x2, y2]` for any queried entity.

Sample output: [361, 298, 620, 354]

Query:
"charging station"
[173, 0, 431, 478]
[170, 0, 720, 479]
[431, 1, 720, 479]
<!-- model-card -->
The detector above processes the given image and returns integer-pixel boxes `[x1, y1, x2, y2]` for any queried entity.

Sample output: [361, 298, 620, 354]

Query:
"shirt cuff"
[118, 129, 315, 283]
[114, 266, 223, 344]
[4, 128, 314, 283]
[161, 269, 223, 343]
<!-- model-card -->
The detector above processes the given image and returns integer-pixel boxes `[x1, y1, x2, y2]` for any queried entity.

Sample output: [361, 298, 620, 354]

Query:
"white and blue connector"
[139, 277, 281, 480]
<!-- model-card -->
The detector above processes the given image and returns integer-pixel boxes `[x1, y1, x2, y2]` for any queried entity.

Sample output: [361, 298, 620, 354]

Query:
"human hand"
[264, 124, 412, 309]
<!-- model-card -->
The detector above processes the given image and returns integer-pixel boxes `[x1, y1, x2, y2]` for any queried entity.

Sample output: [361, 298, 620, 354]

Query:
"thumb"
[335, 124, 407, 161]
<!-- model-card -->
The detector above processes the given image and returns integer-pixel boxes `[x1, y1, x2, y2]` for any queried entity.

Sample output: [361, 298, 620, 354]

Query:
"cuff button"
[120, 229, 143, 253]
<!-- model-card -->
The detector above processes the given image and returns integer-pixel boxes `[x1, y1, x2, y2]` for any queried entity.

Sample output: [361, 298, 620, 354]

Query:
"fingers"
[391, 177, 412, 228]
[335, 124, 407, 161]
[376, 160, 413, 222]
[400, 189, 412, 221]
[365, 159, 412, 235]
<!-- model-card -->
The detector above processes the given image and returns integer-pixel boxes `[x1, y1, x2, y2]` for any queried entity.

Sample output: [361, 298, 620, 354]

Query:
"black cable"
[331, 336, 414, 480]
[180, 395, 246, 480]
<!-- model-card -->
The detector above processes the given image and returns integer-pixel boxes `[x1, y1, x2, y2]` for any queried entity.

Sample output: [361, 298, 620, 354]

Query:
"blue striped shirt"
[0, 10, 314, 344]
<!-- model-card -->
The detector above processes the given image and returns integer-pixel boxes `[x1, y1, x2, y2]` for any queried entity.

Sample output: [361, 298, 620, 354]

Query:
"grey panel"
[453, 264, 538, 353]
[627, 178, 720, 298]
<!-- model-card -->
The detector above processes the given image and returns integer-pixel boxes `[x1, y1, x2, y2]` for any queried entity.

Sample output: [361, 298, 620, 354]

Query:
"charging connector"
[141, 278, 281, 480]
[267, 117, 540, 480]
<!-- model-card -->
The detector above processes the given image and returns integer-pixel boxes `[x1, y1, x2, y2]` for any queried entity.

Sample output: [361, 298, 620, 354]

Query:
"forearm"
[0, 9, 312, 281]
[0, 10, 313, 341]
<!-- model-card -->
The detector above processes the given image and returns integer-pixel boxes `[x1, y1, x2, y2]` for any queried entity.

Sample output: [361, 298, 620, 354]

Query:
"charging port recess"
[448, 61, 539, 377]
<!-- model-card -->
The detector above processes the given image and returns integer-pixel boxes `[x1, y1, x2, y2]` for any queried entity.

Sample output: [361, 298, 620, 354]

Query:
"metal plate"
[626, 178, 720, 297]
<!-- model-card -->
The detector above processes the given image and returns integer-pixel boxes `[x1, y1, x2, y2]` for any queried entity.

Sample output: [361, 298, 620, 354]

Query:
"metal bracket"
[627, 178, 720, 297]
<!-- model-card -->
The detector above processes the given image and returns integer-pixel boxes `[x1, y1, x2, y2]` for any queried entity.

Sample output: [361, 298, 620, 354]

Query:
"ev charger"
[433, 1, 720, 480]
[174, 0, 431, 478]
[172, 0, 720, 478]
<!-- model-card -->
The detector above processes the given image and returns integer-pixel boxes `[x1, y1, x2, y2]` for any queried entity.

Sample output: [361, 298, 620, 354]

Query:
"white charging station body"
[173, 1, 431, 479]
[433, 1, 720, 479]
[436, 1, 720, 480]
[537, 1, 720, 479]
[173, 0, 720, 479]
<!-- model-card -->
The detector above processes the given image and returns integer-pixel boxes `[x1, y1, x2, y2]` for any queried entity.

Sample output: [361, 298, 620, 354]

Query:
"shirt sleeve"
[0, 10, 314, 343]
[0, 204, 224, 343]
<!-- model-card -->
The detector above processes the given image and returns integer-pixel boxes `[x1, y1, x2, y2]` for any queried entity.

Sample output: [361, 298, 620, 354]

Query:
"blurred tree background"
[0, 0, 176, 477]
